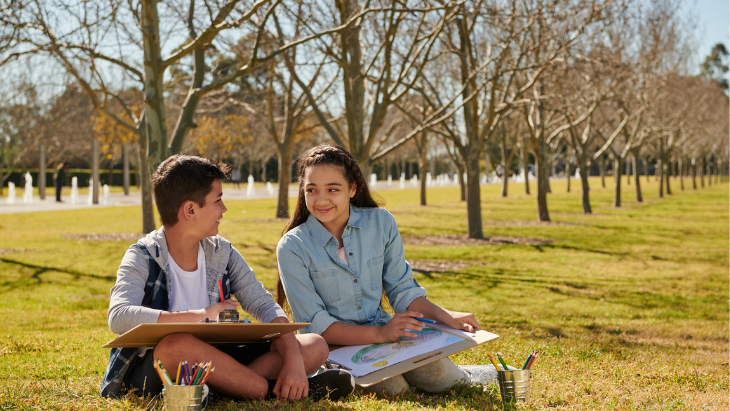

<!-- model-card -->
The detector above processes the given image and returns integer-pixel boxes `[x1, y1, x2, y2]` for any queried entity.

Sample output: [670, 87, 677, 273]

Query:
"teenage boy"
[100, 155, 354, 401]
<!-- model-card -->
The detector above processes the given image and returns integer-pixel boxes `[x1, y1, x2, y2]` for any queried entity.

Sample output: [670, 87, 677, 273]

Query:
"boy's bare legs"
[154, 333, 328, 399]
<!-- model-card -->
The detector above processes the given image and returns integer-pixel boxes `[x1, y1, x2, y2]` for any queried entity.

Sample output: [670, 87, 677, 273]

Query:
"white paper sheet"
[426, 322, 478, 341]
[327, 327, 463, 377]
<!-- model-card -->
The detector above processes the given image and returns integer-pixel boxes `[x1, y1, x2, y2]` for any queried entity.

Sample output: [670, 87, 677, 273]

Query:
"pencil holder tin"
[162, 384, 203, 411]
[217, 308, 239, 323]
[497, 369, 532, 403]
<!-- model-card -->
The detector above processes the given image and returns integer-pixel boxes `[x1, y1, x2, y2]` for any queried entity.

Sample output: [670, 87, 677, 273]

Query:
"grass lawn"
[0, 176, 727, 410]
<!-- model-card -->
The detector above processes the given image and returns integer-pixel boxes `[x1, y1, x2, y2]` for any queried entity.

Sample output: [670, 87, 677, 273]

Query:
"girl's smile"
[303, 164, 356, 239]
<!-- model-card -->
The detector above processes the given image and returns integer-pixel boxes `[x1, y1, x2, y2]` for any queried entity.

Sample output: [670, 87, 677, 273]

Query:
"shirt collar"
[306, 204, 363, 247]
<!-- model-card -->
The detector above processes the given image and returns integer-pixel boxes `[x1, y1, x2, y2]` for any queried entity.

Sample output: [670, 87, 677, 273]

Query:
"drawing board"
[102, 322, 310, 348]
[328, 325, 499, 386]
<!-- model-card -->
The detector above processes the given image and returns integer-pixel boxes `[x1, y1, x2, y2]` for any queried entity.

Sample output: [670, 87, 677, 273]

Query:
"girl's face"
[303, 164, 356, 235]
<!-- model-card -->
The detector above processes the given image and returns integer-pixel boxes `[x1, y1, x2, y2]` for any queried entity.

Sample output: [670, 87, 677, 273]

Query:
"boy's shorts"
[123, 341, 273, 397]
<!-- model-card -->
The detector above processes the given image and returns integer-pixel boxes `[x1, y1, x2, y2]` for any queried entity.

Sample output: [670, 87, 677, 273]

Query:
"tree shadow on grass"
[0, 257, 115, 291]
[349, 384, 510, 411]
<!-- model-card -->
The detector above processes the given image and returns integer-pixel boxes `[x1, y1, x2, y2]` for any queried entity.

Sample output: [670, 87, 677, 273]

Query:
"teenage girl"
[275, 144, 492, 395]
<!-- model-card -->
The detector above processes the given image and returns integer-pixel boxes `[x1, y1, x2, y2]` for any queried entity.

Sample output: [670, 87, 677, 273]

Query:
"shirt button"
[358, 305, 362, 310]
[349, 252, 353, 256]
[354, 279, 358, 283]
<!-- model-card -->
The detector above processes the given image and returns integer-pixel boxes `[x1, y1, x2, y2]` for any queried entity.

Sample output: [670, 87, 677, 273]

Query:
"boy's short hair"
[152, 155, 230, 226]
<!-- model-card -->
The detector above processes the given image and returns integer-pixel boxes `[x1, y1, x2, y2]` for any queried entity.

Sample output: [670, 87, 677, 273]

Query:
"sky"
[693, 0, 729, 62]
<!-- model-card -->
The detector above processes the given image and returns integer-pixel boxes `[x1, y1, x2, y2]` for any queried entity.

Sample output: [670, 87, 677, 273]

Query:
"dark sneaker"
[307, 369, 355, 402]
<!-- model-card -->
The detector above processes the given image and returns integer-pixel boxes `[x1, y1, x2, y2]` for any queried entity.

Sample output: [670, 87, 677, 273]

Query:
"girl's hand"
[442, 310, 480, 332]
[378, 311, 427, 342]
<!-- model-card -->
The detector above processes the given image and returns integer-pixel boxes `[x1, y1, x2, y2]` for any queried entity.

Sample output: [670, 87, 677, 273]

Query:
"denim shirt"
[277, 205, 427, 335]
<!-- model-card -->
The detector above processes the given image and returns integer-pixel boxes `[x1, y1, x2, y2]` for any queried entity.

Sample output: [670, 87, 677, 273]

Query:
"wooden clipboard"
[328, 325, 499, 387]
[102, 322, 311, 348]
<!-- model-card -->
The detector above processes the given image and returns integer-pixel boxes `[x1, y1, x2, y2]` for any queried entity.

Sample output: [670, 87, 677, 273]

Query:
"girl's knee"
[299, 334, 329, 367]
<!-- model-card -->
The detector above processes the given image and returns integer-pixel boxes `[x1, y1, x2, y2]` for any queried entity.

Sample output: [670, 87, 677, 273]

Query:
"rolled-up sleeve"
[381, 211, 427, 313]
[277, 239, 338, 335]
[108, 246, 163, 335]
[227, 246, 286, 323]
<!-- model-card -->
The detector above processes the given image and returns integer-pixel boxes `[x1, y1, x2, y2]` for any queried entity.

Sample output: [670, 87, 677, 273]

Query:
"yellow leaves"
[190, 114, 252, 161]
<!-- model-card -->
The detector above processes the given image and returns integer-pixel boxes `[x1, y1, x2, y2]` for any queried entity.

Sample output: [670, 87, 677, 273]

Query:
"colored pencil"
[487, 354, 502, 370]
[199, 368, 215, 385]
[155, 360, 173, 385]
[192, 363, 205, 385]
[522, 350, 536, 370]
[153, 362, 168, 385]
[526, 351, 539, 369]
[199, 363, 212, 385]
[175, 363, 182, 385]
[218, 278, 225, 303]
[496, 353, 509, 370]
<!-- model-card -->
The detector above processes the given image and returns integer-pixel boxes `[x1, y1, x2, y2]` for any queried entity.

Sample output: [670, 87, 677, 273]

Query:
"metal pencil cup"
[163, 385, 203, 411]
[497, 370, 532, 403]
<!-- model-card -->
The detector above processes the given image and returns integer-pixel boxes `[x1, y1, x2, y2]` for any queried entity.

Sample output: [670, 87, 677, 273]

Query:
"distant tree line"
[0, 0, 727, 235]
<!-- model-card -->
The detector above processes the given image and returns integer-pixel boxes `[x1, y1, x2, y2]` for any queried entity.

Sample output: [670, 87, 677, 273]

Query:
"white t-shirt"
[336, 246, 349, 266]
[167, 243, 209, 311]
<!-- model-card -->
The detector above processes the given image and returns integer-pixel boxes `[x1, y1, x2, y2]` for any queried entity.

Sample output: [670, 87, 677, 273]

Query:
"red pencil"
[218, 278, 225, 303]
[526, 351, 539, 369]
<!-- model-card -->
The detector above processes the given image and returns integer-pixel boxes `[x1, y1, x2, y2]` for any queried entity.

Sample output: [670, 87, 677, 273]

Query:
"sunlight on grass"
[0, 177, 727, 410]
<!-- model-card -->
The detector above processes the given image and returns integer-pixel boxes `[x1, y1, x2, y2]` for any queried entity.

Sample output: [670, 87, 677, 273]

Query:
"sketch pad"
[102, 322, 310, 348]
[328, 325, 499, 386]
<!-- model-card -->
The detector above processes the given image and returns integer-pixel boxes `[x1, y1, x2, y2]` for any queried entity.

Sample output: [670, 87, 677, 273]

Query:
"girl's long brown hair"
[276, 144, 382, 308]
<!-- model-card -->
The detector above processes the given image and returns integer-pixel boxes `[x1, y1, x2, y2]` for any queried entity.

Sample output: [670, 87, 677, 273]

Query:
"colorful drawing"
[351, 329, 442, 365]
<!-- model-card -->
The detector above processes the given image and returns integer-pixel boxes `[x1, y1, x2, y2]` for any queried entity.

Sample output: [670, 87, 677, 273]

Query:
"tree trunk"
[599, 155, 606, 188]
[276, 147, 292, 218]
[665, 156, 672, 195]
[626, 157, 631, 186]
[465, 150, 483, 238]
[338, 0, 365, 166]
[644, 156, 650, 184]
[577, 155, 591, 214]
[419, 150, 428, 206]
[137, 122, 156, 233]
[707, 157, 712, 187]
[535, 139, 551, 222]
[632, 151, 642, 203]
[500, 134, 508, 197]
[123, 143, 130, 195]
[39, 144, 46, 200]
[169, 47, 204, 154]
[141, 0, 168, 164]
[91, 138, 99, 204]
[522, 143, 530, 195]
[699, 156, 705, 188]
[457, 164, 466, 201]
[613, 155, 621, 207]
[566, 149, 571, 193]
[679, 156, 684, 191]
[691, 157, 697, 189]
[658, 157, 664, 198]
[108, 154, 114, 187]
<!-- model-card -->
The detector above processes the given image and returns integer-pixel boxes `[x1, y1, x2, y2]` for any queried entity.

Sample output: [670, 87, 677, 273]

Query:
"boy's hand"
[274, 357, 309, 400]
[378, 311, 425, 342]
[202, 299, 240, 320]
[442, 310, 480, 332]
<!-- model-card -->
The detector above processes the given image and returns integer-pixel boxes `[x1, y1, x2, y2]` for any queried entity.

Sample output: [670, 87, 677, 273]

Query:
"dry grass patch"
[403, 234, 551, 246]
[409, 260, 469, 273]
[63, 233, 145, 242]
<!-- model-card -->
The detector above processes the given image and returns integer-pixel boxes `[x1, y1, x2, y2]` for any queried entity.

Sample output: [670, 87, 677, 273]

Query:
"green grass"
[0, 176, 727, 410]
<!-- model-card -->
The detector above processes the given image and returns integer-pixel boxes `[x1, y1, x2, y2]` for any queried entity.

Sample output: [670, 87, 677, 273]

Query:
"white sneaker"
[460, 365, 500, 385]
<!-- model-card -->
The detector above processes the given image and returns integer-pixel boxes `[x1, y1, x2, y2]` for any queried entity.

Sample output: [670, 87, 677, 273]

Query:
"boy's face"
[195, 179, 227, 237]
